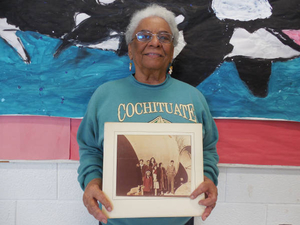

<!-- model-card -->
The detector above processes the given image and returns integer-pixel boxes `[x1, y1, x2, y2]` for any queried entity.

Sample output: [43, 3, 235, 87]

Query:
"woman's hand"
[83, 178, 112, 224]
[190, 176, 218, 221]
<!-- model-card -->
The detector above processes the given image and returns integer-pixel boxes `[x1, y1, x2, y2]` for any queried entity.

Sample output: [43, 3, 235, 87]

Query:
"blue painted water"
[1, 31, 300, 121]
[198, 59, 300, 121]
[0, 31, 130, 117]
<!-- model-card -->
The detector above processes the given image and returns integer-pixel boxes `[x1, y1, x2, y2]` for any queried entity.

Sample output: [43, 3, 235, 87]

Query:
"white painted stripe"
[225, 28, 300, 59]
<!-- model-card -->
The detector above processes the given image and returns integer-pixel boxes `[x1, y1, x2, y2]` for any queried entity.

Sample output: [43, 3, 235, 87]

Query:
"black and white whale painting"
[0, 0, 299, 120]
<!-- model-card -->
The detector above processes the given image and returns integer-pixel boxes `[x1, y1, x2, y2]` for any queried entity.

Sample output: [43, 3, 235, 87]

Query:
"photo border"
[103, 122, 204, 218]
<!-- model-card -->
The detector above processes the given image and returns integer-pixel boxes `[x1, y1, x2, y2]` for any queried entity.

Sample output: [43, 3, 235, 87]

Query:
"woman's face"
[128, 16, 174, 74]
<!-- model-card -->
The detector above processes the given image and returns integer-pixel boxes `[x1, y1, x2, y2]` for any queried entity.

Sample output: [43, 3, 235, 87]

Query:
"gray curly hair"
[125, 4, 179, 47]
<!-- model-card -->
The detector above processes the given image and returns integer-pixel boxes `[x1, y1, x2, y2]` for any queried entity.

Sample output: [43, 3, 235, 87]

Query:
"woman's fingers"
[83, 178, 112, 224]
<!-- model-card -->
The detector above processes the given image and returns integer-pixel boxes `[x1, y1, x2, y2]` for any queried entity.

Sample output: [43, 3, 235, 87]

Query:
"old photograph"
[116, 134, 192, 197]
[103, 122, 204, 218]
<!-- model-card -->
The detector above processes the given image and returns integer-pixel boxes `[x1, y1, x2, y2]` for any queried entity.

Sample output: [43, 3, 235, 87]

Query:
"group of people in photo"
[136, 157, 176, 196]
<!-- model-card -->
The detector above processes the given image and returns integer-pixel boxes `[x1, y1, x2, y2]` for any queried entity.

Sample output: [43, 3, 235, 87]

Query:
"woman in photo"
[152, 165, 159, 196]
[143, 170, 153, 196]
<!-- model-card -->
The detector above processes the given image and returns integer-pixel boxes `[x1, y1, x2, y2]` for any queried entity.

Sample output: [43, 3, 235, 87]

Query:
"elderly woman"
[77, 4, 219, 225]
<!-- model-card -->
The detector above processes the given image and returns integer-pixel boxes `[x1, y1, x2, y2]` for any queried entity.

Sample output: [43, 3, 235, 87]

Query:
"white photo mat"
[103, 122, 204, 218]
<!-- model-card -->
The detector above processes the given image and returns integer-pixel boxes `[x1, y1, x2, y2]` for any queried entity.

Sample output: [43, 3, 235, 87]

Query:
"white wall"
[0, 162, 299, 225]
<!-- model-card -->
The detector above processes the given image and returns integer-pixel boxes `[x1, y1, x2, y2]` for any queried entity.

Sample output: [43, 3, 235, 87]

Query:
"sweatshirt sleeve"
[198, 93, 219, 186]
[77, 91, 104, 190]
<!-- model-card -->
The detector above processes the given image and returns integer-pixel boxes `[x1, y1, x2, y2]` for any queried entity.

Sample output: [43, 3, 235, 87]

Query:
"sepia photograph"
[103, 122, 204, 218]
[116, 134, 192, 197]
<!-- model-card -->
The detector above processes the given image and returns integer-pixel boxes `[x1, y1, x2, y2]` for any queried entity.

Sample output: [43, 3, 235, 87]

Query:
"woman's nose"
[149, 34, 161, 47]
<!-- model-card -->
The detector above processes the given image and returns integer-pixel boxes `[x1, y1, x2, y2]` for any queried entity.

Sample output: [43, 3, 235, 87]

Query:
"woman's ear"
[128, 44, 133, 60]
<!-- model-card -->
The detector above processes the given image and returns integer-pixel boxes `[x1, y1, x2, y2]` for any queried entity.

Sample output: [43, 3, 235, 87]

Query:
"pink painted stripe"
[283, 29, 300, 45]
[70, 118, 81, 160]
[1, 116, 300, 166]
[0, 116, 70, 160]
[216, 119, 300, 166]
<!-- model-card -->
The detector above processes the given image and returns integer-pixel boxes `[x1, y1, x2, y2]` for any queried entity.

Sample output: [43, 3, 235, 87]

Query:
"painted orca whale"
[216, 0, 300, 97]
[0, 0, 299, 97]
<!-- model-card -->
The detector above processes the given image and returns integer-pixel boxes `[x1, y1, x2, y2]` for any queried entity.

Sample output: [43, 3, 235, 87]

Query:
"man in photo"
[139, 159, 148, 182]
[166, 160, 176, 194]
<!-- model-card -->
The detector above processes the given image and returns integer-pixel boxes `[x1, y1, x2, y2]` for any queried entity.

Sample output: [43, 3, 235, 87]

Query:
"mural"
[0, 0, 300, 121]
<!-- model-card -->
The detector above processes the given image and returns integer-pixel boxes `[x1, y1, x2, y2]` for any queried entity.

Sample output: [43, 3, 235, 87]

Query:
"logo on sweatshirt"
[117, 102, 197, 123]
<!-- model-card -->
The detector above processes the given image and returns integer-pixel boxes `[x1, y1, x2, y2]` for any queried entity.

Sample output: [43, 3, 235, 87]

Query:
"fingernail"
[107, 207, 112, 212]
[102, 219, 107, 224]
[190, 195, 195, 199]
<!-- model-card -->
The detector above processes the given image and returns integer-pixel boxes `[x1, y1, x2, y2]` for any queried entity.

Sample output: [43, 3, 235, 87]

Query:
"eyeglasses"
[133, 31, 174, 44]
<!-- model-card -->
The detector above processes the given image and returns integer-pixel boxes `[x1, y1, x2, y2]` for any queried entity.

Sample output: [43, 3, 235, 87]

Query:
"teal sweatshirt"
[77, 74, 219, 225]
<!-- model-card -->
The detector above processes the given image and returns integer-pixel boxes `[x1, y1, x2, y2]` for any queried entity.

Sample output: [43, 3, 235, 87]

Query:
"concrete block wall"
[0, 162, 299, 225]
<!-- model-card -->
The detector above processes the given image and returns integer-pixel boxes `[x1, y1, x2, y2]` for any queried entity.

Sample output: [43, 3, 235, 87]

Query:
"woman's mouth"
[145, 53, 162, 57]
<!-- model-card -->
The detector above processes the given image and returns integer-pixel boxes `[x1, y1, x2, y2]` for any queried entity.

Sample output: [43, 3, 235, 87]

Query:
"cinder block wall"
[0, 162, 299, 225]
